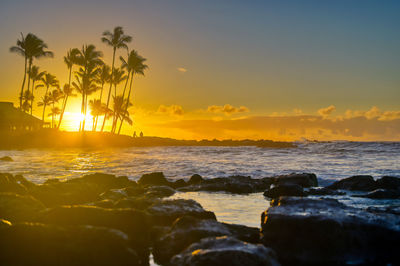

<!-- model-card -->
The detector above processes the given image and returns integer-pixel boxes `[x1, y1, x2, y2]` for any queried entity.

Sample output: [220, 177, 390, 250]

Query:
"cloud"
[293, 108, 303, 115]
[318, 105, 336, 117]
[177, 67, 187, 73]
[153, 114, 400, 141]
[207, 104, 249, 115]
[345, 106, 400, 121]
[157, 105, 184, 116]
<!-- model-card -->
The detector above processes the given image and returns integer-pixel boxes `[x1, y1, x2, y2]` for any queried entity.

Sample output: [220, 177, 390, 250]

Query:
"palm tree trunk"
[42, 86, 50, 122]
[57, 67, 72, 129]
[26, 59, 33, 112]
[30, 80, 35, 115]
[79, 93, 85, 132]
[118, 73, 134, 135]
[19, 57, 27, 109]
[101, 47, 116, 133]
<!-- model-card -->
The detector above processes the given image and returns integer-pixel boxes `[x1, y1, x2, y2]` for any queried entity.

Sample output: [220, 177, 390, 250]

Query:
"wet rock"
[37, 205, 151, 257]
[307, 187, 346, 196]
[367, 205, 400, 215]
[153, 216, 260, 264]
[179, 176, 273, 194]
[263, 184, 305, 198]
[261, 197, 400, 265]
[171, 179, 187, 189]
[147, 199, 216, 226]
[0, 222, 142, 266]
[355, 189, 400, 199]
[138, 172, 170, 186]
[0, 156, 13, 162]
[327, 175, 377, 191]
[0, 173, 29, 194]
[99, 188, 128, 201]
[376, 176, 400, 190]
[114, 196, 160, 210]
[188, 174, 204, 185]
[273, 173, 318, 188]
[145, 185, 176, 198]
[31, 173, 135, 207]
[170, 236, 280, 266]
[0, 192, 45, 222]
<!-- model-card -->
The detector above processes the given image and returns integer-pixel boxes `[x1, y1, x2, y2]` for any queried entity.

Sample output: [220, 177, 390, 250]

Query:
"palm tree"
[100, 26, 132, 132]
[22, 90, 33, 113]
[117, 50, 148, 134]
[10, 33, 53, 109]
[89, 99, 103, 131]
[48, 107, 61, 128]
[72, 44, 103, 131]
[28, 65, 45, 115]
[37, 95, 51, 124]
[9, 33, 28, 109]
[48, 89, 63, 128]
[110, 68, 127, 132]
[93, 64, 111, 131]
[58, 48, 79, 129]
[40, 73, 59, 121]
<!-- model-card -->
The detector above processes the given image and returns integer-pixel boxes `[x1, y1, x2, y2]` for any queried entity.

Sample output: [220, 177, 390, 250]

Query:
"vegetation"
[9, 26, 147, 135]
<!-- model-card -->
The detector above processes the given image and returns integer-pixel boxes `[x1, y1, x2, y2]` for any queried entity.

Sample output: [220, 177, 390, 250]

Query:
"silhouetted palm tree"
[72, 44, 103, 131]
[100, 26, 132, 133]
[40, 73, 59, 121]
[48, 107, 61, 129]
[58, 48, 79, 129]
[9, 33, 28, 109]
[48, 89, 63, 128]
[89, 99, 103, 131]
[110, 68, 127, 132]
[28, 65, 45, 115]
[22, 90, 33, 113]
[117, 50, 148, 134]
[37, 95, 51, 123]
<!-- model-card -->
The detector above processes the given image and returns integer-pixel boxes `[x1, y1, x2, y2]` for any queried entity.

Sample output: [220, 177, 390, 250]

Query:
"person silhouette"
[140, 131, 143, 137]
[133, 131, 137, 138]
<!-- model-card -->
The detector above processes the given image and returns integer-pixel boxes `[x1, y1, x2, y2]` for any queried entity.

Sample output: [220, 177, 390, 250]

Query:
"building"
[0, 102, 43, 131]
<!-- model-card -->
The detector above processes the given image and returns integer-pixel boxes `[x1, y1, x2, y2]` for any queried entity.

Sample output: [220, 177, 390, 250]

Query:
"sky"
[0, 0, 399, 140]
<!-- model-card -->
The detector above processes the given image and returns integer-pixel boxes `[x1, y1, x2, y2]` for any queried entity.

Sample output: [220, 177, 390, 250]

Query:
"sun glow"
[60, 111, 94, 131]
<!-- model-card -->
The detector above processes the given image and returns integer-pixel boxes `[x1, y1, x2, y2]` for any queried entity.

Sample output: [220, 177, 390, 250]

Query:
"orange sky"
[0, 1, 399, 141]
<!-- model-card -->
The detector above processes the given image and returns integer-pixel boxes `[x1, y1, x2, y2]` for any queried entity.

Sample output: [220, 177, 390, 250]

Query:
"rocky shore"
[1, 171, 399, 265]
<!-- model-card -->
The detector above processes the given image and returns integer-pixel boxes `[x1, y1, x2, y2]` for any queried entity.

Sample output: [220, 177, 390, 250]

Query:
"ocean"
[1, 141, 399, 227]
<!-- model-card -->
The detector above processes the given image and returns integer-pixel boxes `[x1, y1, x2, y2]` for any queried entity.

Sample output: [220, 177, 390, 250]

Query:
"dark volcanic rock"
[0, 156, 13, 162]
[307, 187, 346, 196]
[114, 196, 160, 210]
[171, 179, 187, 189]
[145, 185, 176, 198]
[170, 236, 280, 266]
[0, 173, 29, 194]
[188, 174, 204, 185]
[138, 172, 169, 186]
[327, 175, 377, 191]
[376, 176, 400, 190]
[0, 192, 45, 222]
[179, 176, 273, 194]
[264, 184, 305, 198]
[355, 189, 400, 199]
[261, 197, 400, 265]
[147, 199, 216, 226]
[153, 216, 260, 265]
[37, 205, 151, 257]
[30, 173, 135, 207]
[273, 173, 318, 187]
[0, 222, 141, 266]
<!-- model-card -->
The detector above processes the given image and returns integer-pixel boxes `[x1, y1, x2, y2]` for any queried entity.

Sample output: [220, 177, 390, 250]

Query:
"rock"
[0, 156, 13, 162]
[0, 192, 45, 222]
[327, 175, 377, 191]
[0, 222, 142, 266]
[145, 185, 176, 198]
[30, 173, 135, 207]
[273, 173, 318, 187]
[147, 199, 216, 226]
[263, 184, 305, 198]
[376, 176, 400, 190]
[138, 172, 170, 186]
[115, 196, 160, 210]
[170, 236, 280, 266]
[307, 187, 346, 196]
[99, 188, 128, 201]
[153, 216, 260, 264]
[179, 176, 273, 194]
[261, 197, 400, 265]
[0, 173, 29, 194]
[355, 189, 400, 199]
[188, 174, 204, 185]
[37, 205, 151, 258]
[171, 179, 187, 189]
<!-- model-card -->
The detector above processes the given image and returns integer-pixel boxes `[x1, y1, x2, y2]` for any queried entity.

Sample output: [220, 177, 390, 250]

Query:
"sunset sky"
[0, 0, 399, 140]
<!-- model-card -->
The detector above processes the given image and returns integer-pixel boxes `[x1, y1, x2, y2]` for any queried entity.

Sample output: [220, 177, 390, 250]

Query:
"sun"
[60, 111, 94, 131]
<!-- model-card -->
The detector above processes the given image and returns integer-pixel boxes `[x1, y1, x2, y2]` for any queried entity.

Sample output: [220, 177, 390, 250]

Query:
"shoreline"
[0, 129, 295, 149]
